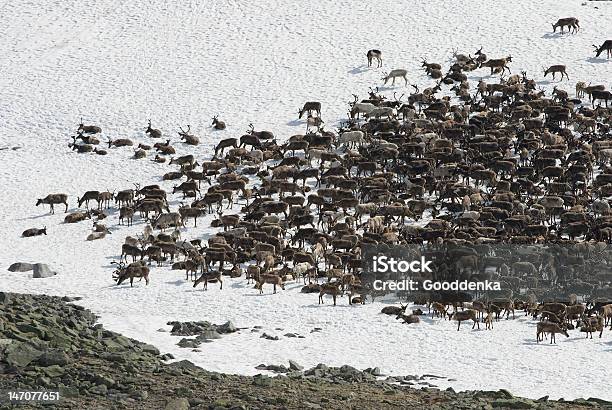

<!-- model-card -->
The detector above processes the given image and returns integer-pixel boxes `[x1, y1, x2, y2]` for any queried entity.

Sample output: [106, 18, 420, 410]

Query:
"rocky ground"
[0, 292, 609, 410]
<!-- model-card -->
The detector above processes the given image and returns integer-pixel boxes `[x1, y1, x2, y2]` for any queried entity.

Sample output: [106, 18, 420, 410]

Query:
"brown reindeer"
[78, 118, 102, 134]
[480, 56, 512, 75]
[193, 270, 223, 290]
[451, 309, 479, 331]
[36, 194, 69, 214]
[537, 322, 568, 344]
[318, 282, 342, 306]
[255, 273, 285, 294]
[113, 261, 150, 287]
[543, 65, 569, 81]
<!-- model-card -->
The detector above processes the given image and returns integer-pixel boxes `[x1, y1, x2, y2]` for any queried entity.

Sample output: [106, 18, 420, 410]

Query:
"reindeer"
[382, 69, 409, 86]
[474, 47, 487, 64]
[366, 49, 382, 67]
[36, 194, 69, 214]
[306, 115, 324, 132]
[193, 270, 223, 290]
[78, 118, 102, 134]
[543, 65, 569, 81]
[247, 123, 274, 140]
[552, 17, 579, 34]
[451, 309, 480, 331]
[591, 90, 612, 108]
[119, 206, 135, 226]
[480, 56, 512, 75]
[536, 322, 568, 344]
[113, 261, 150, 287]
[108, 138, 133, 148]
[212, 115, 226, 130]
[178, 125, 199, 145]
[22, 227, 47, 237]
[421, 59, 441, 74]
[215, 138, 238, 156]
[318, 282, 342, 305]
[593, 40, 612, 59]
[77, 191, 100, 209]
[146, 119, 162, 138]
[255, 273, 285, 294]
[298, 102, 322, 119]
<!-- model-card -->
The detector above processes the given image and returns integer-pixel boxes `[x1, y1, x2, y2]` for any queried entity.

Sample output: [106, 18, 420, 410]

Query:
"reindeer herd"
[22, 19, 612, 343]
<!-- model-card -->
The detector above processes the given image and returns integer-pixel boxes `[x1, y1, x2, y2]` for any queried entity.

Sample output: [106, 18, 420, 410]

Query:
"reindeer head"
[147, 119, 152, 130]
[178, 125, 191, 137]
[42, 226, 47, 235]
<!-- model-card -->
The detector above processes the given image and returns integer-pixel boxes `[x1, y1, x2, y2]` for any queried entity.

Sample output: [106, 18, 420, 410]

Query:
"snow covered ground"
[1, 0, 611, 401]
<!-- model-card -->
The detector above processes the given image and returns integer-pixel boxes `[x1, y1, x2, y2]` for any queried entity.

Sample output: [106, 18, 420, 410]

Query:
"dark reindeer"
[298, 102, 322, 119]
[146, 119, 162, 138]
[78, 118, 101, 134]
[552, 17, 579, 34]
[212, 115, 226, 130]
[366, 49, 383, 67]
[36, 194, 69, 214]
[593, 40, 612, 59]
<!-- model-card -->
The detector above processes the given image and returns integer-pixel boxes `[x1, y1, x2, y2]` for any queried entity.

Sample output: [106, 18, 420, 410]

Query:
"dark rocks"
[4, 341, 43, 367]
[217, 321, 237, 334]
[169, 320, 237, 348]
[7, 262, 33, 272]
[164, 398, 190, 410]
[0, 292, 9, 304]
[364, 367, 382, 376]
[141, 343, 160, 355]
[260, 332, 279, 340]
[37, 349, 71, 366]
[288, 360, 303, 371]
[161, 353, 175, 361]
[252, 374, 273, 387]
[32, 263, 58, 278]
[177, 338, 199, 349]
[491, 398, 536, 408]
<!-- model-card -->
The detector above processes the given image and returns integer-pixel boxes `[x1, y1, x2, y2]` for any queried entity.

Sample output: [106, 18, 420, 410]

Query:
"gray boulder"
[4, 342, 43, 367]
[8, 262, 33, 272]
[32, 263, 57, 278]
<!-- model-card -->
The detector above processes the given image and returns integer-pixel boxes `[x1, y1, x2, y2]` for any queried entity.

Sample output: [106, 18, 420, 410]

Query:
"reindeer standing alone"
[366, 49, 382, 67]
[593, 40, 612, 59]
[382, 69, 409, 86]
